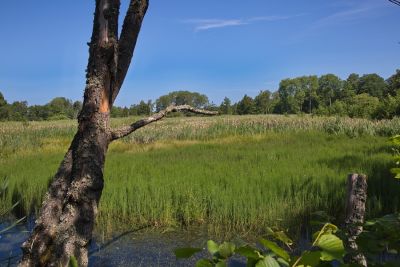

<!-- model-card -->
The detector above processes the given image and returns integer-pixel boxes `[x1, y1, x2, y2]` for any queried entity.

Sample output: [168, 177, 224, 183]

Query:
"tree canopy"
[155, 91, 209, 112]
[2, 69, 400, 121]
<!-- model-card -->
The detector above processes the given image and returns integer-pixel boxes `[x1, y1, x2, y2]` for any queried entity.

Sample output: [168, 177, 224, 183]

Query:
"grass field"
[1, 115, 399, 236]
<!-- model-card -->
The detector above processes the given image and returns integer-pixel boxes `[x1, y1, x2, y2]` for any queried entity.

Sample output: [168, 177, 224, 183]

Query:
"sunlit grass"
[0, 115, 399, 236]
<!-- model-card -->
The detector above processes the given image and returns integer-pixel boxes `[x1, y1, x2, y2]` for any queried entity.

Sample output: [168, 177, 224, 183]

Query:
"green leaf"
[390, 171, 400, 179]
[207, 240, 219, 255]
[295, 251, 321, 267]
[315, 234, 345, 261]
[174, 247, 202, 258]
[69, 256, 78, 267]
[195, 259, 213, 267]
[255, 256, 280, 267]
[322, 223, 338, 233]
[276, 257, 289, 267]
[218, 242, 236, 258]
[236, 245, 263, 260]
[391, 168, 400, 178]
[266, 227, 293, 246]
[260, 238, 290, 262]
[312, 223, 339, 245]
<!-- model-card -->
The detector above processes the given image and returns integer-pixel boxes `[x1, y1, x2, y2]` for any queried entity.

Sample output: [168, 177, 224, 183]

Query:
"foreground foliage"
[175, 223, 346, 267]
[173, 133, 400, 266]
[175, 214, 400, 267]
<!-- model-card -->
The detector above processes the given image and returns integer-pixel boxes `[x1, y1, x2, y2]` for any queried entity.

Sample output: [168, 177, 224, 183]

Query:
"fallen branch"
[110, 105, 218, 141]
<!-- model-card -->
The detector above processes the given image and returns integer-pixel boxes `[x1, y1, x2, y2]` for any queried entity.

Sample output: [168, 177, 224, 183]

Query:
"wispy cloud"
[312, 1, 388, 29]
[185, 19, 248, 31]
[184, 14, 304, 32]
[285, 1, 392, 43]
[317, 6, 373, 25]
[249, 14, 305, 22]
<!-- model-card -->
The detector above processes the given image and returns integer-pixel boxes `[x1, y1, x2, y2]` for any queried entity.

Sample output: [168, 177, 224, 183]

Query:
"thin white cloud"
[285, 1, 392, 43]
[195, 19, 247, 31]
[318, 6, 373, 24]
[249, 14, 305, 22]
[248, 16, 290, 22]
[312, 1, 389, 29]
[183, 14, 304, 32]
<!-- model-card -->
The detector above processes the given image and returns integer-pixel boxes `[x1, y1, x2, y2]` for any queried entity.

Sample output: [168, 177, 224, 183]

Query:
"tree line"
[0, 96, 83, 121]
[1, 69, 400, 121]
[0, 94, 154, 121]
[224, 69, 400, 119]
[0, 90, 209, 121]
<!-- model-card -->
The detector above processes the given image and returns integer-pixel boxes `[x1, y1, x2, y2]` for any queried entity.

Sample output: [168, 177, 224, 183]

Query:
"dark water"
[0, 223, 28, 266]
[0, 219, 246, 267]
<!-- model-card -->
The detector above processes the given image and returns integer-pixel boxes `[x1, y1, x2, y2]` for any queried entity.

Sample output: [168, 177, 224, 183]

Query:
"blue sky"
[0, 0, 399, 106]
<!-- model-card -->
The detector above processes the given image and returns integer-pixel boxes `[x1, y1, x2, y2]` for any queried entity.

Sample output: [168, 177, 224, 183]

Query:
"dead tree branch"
[112, 0, 149, 103]
[110, 105, 218, 141]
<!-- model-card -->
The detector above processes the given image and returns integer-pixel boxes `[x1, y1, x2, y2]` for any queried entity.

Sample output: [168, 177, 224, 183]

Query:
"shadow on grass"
[280, 151, 399, 242]
[11, 185, 42, 220]
[11, 187, 26, 219]
[320, 153, 399, 217]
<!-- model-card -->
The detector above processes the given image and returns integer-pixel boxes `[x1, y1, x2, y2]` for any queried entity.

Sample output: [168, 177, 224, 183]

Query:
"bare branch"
[112, 0, 149, 104]
[110, 105, 218, 141]
[389, 0, 400, 6]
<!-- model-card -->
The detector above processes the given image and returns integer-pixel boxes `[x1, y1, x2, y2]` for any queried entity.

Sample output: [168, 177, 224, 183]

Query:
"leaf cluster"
[175, 223, 346, 267]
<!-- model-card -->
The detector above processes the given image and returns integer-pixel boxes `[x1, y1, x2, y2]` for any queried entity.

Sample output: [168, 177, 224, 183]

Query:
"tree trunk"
[19, 1, 148, 266]
[19, 2, 216, 266]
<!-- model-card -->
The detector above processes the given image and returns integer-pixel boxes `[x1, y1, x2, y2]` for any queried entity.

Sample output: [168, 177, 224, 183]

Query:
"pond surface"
[0, 219, 247, 267]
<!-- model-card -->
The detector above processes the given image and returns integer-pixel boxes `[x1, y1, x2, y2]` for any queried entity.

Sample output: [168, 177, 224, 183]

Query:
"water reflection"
[0, 220, 246, 267]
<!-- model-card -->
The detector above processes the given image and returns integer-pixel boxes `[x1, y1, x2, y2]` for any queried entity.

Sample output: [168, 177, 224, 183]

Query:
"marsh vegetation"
[1, 115, 399, 237]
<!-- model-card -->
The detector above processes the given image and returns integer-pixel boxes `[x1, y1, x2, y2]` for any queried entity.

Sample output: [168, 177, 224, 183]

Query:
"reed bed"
[0, 115, 399, 236]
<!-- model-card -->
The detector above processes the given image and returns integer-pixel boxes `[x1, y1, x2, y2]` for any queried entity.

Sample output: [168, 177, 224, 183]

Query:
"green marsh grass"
[0, 115, 399, 236]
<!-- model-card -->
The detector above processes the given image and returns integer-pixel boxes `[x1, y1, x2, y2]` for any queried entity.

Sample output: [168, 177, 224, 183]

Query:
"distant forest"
[1, 69, 400, 121]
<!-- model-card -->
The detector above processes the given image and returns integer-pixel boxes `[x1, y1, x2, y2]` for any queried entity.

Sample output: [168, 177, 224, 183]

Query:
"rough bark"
[19, 1, 146, 266]
[19, 2, 217, 266]
[344, 173, 368, 267]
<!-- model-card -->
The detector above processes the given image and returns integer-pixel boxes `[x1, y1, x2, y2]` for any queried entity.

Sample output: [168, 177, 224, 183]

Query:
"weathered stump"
[344, 173, 368, 267]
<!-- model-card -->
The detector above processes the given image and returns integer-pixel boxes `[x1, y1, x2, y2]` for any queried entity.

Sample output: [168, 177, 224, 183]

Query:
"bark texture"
[19, 2, 217, 266]
[344, 173, 368, 267]
[19, 1, 148, 266]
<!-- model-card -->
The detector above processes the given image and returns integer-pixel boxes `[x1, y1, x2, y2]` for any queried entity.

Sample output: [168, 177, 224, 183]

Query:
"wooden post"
[344, 173, 368, 267]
